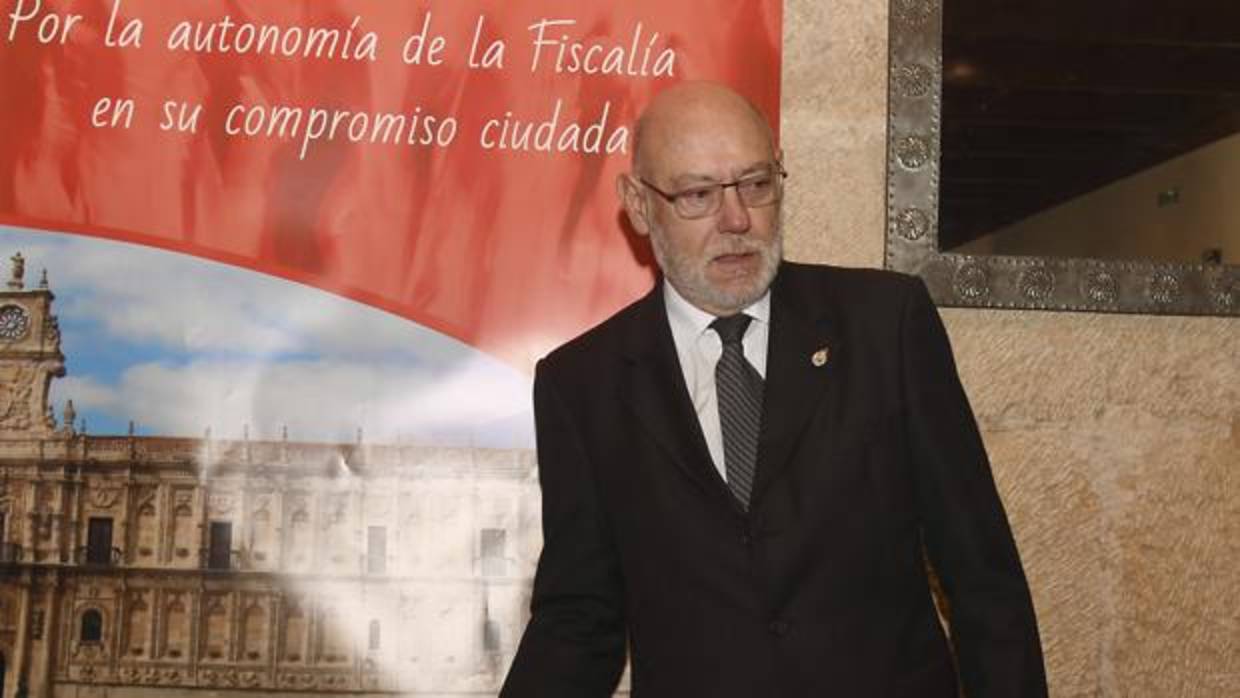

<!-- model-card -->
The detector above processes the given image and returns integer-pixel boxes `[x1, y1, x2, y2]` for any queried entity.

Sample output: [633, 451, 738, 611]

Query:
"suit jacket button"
[768, 620, 789, 637]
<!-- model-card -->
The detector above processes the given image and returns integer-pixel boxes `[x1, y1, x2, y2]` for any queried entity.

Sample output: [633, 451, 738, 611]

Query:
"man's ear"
[617, 173, 652, 237]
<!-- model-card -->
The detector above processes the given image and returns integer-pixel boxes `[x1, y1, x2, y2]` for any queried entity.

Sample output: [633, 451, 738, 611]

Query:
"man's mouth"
[712, 251, 756, 265]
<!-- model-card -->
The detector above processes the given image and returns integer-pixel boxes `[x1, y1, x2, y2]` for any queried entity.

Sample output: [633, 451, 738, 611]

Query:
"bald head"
[617, 81, 785, 317]
[631, 82, 777, 176]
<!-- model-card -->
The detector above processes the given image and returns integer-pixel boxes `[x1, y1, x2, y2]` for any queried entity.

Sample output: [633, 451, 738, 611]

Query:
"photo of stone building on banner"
[0, 235, 573, 698]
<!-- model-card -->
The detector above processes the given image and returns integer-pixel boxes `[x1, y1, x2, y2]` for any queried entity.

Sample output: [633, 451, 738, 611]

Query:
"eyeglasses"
[639, 164, 788, 220]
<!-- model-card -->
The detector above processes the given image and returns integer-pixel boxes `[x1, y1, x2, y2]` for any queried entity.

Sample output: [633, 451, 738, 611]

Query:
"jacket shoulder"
[777, 261, 927, 313]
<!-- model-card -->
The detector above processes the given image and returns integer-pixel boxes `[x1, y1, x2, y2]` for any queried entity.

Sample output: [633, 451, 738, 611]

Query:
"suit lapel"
[751, 270, 841, 509]
[620, 286, 737, 510]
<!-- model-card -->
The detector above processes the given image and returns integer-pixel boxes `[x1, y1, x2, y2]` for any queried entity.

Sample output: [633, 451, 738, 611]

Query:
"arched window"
[80, 609, 103, 643]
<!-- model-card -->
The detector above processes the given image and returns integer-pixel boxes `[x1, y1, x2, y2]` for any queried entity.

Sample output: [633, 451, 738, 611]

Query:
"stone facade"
[0, 255, 545, 698]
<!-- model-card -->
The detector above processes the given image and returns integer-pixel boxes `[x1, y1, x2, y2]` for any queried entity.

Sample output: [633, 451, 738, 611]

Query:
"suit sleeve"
[500, 360, 627, 698]
[898, 278, 1049, 697]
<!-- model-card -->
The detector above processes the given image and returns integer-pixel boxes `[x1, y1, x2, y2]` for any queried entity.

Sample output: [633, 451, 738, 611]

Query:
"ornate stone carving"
[43, 313, 60, 344]
[7, 253, 23, 290]
[134, 485, 158, 509]
[117, 665, 160, 685]
[200, 668, 240, 687]
[173, 489, 194, 513]
[0, 365, 34, 429]
[73, 641, 106, 662]
[277, 672, 318, 690]
[75, 664, 98, 682]
[319, 673, 352, 690]
[208, 493, 235, 516]
[89, 487, 122, 510]
[251, 493, 273, 517]
[32, 484, 56, 540]
[61, 400, 77, 435]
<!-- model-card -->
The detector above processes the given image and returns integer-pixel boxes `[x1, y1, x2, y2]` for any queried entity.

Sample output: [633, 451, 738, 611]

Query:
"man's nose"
[717, 186, 751, 233]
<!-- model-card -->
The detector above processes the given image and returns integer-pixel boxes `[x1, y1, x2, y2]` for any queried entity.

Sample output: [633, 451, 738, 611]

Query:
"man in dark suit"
[501, 82, 1047, 697]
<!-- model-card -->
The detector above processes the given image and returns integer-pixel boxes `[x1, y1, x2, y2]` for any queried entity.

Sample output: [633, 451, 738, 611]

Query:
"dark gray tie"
[711, 314, 763, 509]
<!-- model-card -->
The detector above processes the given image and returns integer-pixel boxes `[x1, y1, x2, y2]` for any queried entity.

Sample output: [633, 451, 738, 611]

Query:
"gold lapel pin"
[811, 346, 830, 367]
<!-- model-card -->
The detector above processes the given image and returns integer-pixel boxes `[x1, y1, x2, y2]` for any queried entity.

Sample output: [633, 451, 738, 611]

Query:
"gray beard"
[650, 225, 783, 315]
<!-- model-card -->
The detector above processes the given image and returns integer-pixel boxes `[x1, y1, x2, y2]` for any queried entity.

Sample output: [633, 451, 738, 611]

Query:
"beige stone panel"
[945, 291, 1239, 697]
[1100, 409, 1238, 697]
[980, 427, 1104, 697]
[946, 312, 1239, 427]
[781, 0, 888, 268]
[977, 398, 1235, 696]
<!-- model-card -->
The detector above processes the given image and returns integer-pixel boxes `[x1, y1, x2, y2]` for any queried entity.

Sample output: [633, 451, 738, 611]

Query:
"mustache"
[708, 237, 771, 257]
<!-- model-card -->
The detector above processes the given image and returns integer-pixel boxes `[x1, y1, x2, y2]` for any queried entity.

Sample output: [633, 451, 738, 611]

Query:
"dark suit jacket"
[502, 263, 1047, 698]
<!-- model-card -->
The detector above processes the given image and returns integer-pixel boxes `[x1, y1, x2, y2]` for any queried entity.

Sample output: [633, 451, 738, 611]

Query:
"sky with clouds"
[1, 226, 535, 448]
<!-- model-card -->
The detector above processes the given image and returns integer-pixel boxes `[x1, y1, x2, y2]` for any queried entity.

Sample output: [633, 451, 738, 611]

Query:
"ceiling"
[939, 1, 1240, 250]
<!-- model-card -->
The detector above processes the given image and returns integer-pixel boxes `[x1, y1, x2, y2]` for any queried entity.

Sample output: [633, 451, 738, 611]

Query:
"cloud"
[53, 355, 533, 447]
[52, 375, 121, 412]
[3, 228, 476, 364]
[5, 227, 535, 447]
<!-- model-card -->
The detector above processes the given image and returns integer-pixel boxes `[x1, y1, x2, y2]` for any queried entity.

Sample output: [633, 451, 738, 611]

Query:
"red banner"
[0, 0, 780, 370]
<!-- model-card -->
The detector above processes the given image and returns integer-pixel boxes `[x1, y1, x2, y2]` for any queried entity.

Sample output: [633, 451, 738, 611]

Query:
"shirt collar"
[663, 279, 771, 339]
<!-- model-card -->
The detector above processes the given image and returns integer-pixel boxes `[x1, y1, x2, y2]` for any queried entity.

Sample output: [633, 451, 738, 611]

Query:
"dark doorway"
[80, 609, 103, 642]
[207, 522, 232, 570]
[86, 518, 113, 565]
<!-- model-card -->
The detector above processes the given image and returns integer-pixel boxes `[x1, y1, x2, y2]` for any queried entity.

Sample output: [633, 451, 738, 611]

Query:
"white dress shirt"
[663, 279, 770, 481]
